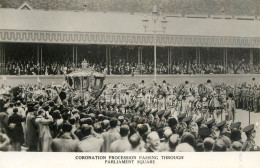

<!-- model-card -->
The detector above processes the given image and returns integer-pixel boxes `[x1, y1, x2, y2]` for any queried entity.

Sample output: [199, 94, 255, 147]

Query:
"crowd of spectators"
[4, 59, 260, 75]
[0, 80, 259, 152]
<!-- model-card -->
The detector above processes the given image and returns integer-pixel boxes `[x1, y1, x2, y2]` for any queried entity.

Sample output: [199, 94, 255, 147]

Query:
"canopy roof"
[0, 9, 260, 48]
[66, 68, 104, 78]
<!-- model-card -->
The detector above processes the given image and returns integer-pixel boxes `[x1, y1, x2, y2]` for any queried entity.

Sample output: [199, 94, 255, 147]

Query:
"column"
[250, 49, 253, 73]
[40, 45, 43, 75]
[141, 47, 143, 75]
[0, 44, 3, 75]
[168, 47, 170, 74]
[75, 45, 78, 68]
[137, 47, 140, 74]
[72, 45, 75, 68]
[223, 48, 226, 74]
[106, 46, 108, 69]
[37, 45, 39, 75]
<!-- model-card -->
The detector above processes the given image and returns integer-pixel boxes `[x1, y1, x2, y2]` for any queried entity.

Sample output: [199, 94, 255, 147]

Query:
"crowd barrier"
[0, 74, 259, 87]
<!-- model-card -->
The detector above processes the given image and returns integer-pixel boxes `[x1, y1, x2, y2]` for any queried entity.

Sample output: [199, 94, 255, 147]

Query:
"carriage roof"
[66, 69, 105, 78]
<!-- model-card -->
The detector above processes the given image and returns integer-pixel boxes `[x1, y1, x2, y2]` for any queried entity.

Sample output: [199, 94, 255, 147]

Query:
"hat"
[111, 103, 116, 107]
[139, 106, 145, 112]
[243, 124, 255, 134]
[177, 113, 186, 120]
[205, 119, 215, 127]
[215, 120, 226, 130]
[139, 102, 144, 107]
[216, 110, 222, 115]
[230, 122, 241, 130]
[151, 109, 158, 115]
[134, 105, 140, 110]
[183, 116, 192, 124]
[195, 117, 204, 124]
[118, 116, 124, 120]
[163, 110, 171, 118]
[198, 127, 212, 136]
[106, 102, 111, 107]
[157, 110, 165, 118]
[124, 113, 133, 120]
[145, 109, 152, 115]
[129, 103, 135, 109]
[100, 101, 106, 106]
[116, 103, 122, 108]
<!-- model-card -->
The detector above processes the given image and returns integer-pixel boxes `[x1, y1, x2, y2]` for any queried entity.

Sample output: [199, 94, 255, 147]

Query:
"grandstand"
[0, 0, 260, 77]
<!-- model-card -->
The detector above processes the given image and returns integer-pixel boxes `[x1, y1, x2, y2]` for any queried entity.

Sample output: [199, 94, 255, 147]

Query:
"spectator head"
[146, 131, 160, 151]
[62, 123, 72, 133]
[16, 101, 21, 107]
[231, 141, 242, 151]
[62, 113, 69, 121]
[169, 134, 179, 151]
[9, 103, 14, 108]
[230, 130, 242, 142]
[163, 128, 173, 140]
[129, 133, 141, 149]
[120, 124, 129, 137]
[42, 104, 50, 111]
[181, 132, 196, 148]
[110, 117, 118, 128]
[168, 117, 178, 128]
[13, 107, 18, 113]
[81, 124, 92, 137]
[69, 117, 76, 125]
[213, 139, 227, 152]
[37, 109, 44, 116]
[137, 124, 148, 136]
[203, 137, 215, 152]
[52, 110, 61, 120]
[94, 122, 102, 134]
[221, 136, 231, 149]
[175, 143, 195, 152]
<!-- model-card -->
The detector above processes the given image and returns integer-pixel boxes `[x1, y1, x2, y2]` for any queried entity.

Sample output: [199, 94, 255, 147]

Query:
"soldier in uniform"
[249, 87, 255, 111]
[205, 119, 217, 139]
[241, 86, 247, 110]
[242, 124, 259, 151]
[176, 113, 187, 136]
[245, 87, 251, 111]
[230, 122, 243, 144]
[234, 86, 241, 109]
[253, 88, 260, 113]
[195, 117, 204, 129]
[183, 116, 196, 137]
[157, 110, 166, 126]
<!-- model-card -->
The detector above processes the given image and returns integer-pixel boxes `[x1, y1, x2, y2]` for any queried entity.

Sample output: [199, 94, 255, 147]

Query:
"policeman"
[235, 86, 241, 109]
[205, 119, 217, 139]
[253, 88, 260, 113]
[195, 117, 204, 128]
[230, 122, 243, 144]
[215, 120, 227, 139]
[157, 110, 166, 126]
[241, 86, 247, 110]
[183, 116, 196, 136]
[242, 124, 259, 151]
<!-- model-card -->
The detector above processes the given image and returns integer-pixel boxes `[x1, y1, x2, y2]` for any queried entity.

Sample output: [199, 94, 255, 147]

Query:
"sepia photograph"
[0, 0, 260, 167]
